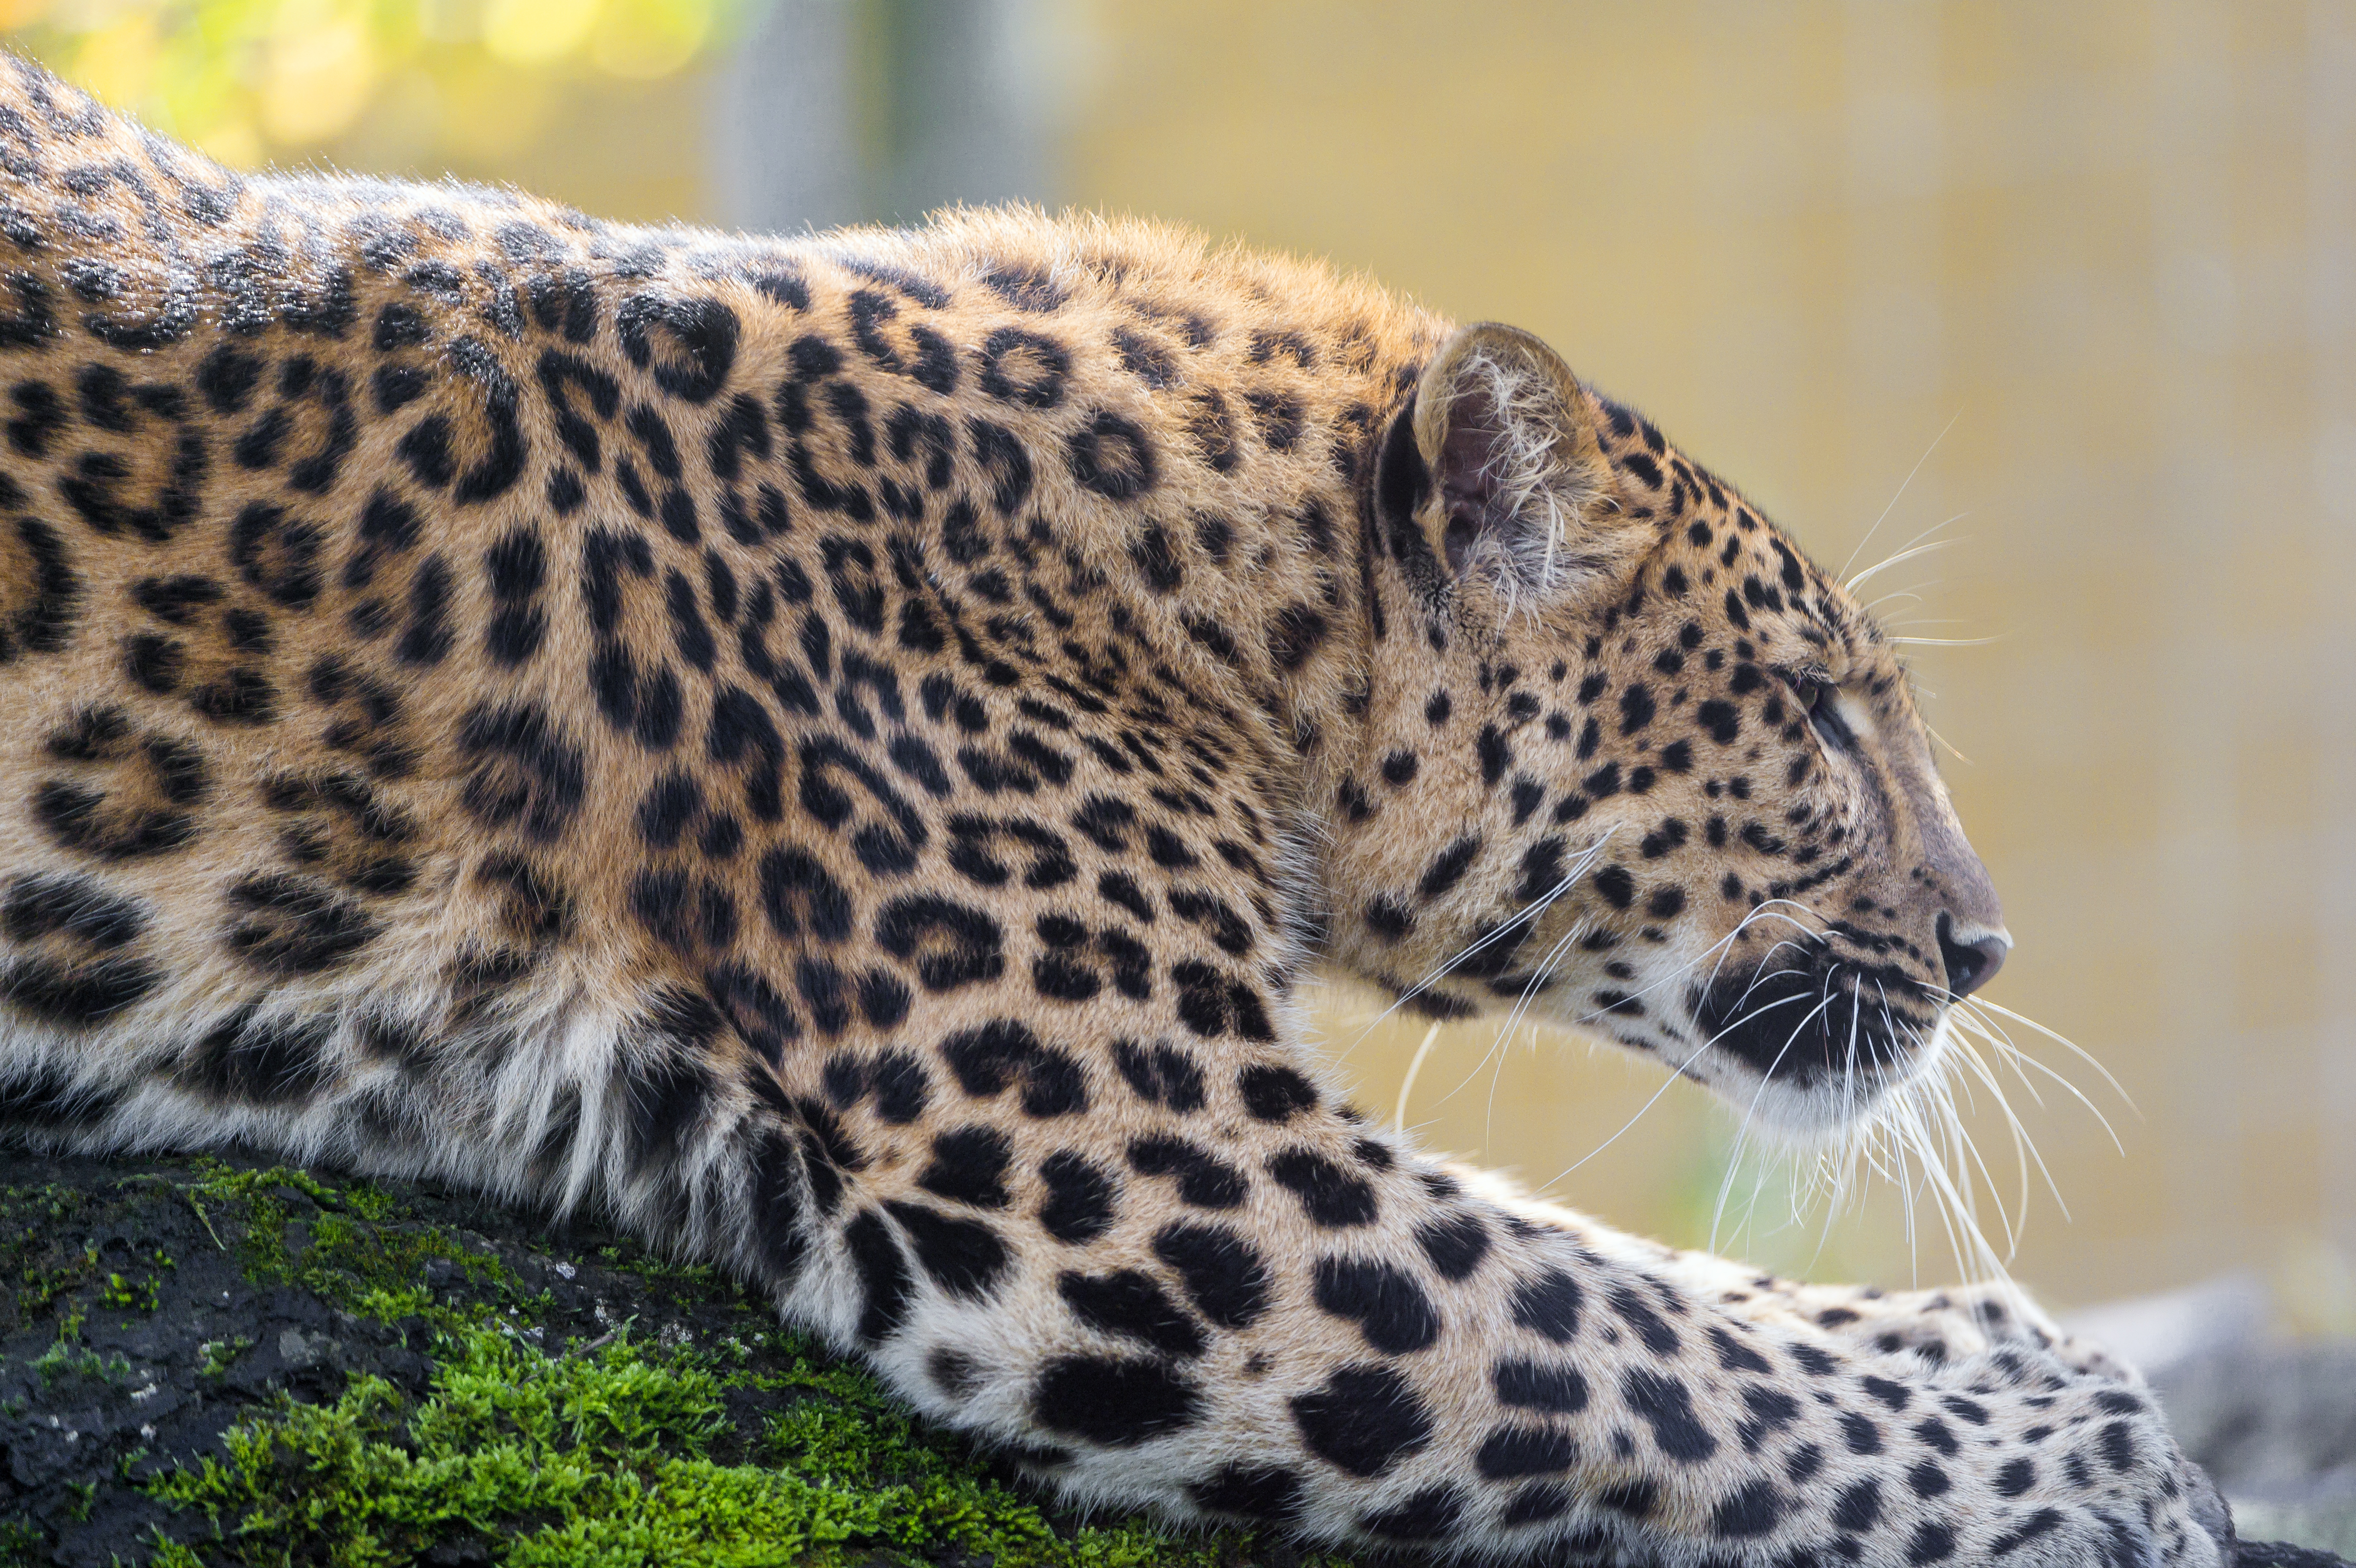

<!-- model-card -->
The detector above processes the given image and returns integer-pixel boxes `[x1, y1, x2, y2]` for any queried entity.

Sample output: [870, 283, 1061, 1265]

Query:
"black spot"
[1145, 824, 1196, 870]
[861, 1047, 926, 1120]
[1031, 1355, 1201, 1447]
[1363, 895, 1415, 940]
[1990, 1511, 2064, 1556]
[1831, 1477, 1882, 1533]
[918, 1124, 1014, 1209]
[1493, 1357, 1587, 1414]
[967, 419, 1033, 514]
[186, 666, 278, 727]
[757, 848, 854, 944]
[1478, 724, 1512, 787]
[129, 574, 223, 625]
[1414, 837, 1485, 907]
[2098, 1419, 2136, 1471]
[457, 701, 586, 843]
[1267, 603, 1327, 670]
[1031, 953, 1100, 1003]
[840, 258, 951, 309]
[121, 633, 183, 694]
[1413, 1213, 1491, 1281]
[1244, 388, 1303, 451]
[1266, 1147, 1377, 1227]
[1477, 1425, 1577, 1480]
[0, 951, 162, 1028]
[1097, 872, 1154, 923]
[883, 1199, 1009, 1298]
[0, 1063, 121, 1130]
[1288, 1364, 1431, 1478]
[0, 516, 80, 663]
[1037, 1150, 1117, 1244]
[197, 345, 264, 412]
[615, 1046, 713, 1173]
[1169, 960, 1274, 1042]
[616, 290, 738, 403]
[1622, 1368, 1715, 1462]
[927, 1347, 982, 1400]
[1110, 1039, 1206, 1112]
[1907, 1522, 1956, 1564]
[1058, 1269, 1205, 1358]
[1128, 524, 1183, 593]
[1126, 1135, 1247, 1209]
[875, 895, 1006, 992]
[228, 501, 325, 610]
[1312, 1256, 1438, 1353]
[845, 1210, 913, 1343]
[180, 1009, 337, 1105]
[1610, 1282, 1681, 1355]
[976, 326, 1069, 408]
[1189, 1464, 1301, 1523]
[1509, 1268, 1583, 1343]
[940, 1018, 1087, 1117]
[1359, 1484, 1464, 1541]
[1863, 1375, 1911, 1410]
[1068, 411, 1156, 500]
[1710, 1480, 1783, 1537]
[1715, 1327, 1772, 1375]
[746, 1127, 808, 1283]
[220, 873, 379, 976]
[981, 261, 1065, 311]
[1152, 1221, 1270, 1330]
[1238, 1063, 1318, 1122]
[1499, 1483, 1573, 1528]
[634, 771, 704, 849]
[1071, 795, 1135, 852]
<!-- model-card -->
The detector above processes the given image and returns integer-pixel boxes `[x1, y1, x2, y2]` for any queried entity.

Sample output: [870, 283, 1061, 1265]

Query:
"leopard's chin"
[1674, 962, 1949, 1138]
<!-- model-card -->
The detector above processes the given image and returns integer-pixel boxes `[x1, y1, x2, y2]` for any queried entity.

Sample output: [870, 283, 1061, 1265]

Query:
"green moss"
[143, 1321, 1315, 1568]
[180, 1161, 515, 1328]
[49, 1157, 1353, 1568]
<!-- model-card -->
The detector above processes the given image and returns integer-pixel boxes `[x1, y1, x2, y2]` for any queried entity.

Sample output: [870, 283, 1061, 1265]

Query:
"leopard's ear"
[1391, 322, 1635, 607]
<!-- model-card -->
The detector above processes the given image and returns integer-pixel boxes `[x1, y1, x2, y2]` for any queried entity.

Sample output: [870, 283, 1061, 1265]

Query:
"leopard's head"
[1324, 323, 2006, 1135]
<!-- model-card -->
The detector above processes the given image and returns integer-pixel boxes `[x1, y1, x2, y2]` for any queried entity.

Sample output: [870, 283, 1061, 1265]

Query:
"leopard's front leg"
[729, 1010, 2229, 1567]
[1656, 1247, 2150, 1378]
[1470, 1166, 2144, 1381]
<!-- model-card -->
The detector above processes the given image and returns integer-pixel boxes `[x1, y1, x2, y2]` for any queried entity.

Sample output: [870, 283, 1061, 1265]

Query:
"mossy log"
[0, 1150, 2333, 1568]
[0, 1150, 1324, 1568]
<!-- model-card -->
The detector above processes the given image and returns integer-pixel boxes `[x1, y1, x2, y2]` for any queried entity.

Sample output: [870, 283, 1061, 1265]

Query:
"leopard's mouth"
[1684, 959, 1945, 1111]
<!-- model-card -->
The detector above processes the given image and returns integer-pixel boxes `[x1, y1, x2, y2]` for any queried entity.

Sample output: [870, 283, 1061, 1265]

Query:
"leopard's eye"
[1794, 675, 1855, 754]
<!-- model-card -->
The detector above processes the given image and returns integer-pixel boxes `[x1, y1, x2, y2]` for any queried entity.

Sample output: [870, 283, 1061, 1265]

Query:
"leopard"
[0, 51, 2235, 1567]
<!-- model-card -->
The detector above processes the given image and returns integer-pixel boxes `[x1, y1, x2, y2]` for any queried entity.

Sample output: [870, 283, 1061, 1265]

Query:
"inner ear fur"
[1410, 322, 1633, 605]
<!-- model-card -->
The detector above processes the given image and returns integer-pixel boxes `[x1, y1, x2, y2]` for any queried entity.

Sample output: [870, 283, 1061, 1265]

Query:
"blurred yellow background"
[9, 0, 2353, 1321]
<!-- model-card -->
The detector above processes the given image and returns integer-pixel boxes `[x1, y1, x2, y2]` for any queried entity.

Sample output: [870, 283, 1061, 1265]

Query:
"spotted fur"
[0, 54, 2229, 1566]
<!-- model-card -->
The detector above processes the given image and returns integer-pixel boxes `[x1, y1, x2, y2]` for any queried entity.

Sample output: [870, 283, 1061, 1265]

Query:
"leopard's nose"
[1936, 912, 2010, 999]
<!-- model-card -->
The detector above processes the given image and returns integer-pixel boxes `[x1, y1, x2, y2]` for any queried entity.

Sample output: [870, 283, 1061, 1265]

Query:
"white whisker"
[1393, 1021, 1442, 1133]
[1845, 534, 1960, 594]
[1838, 415, 1961, 583]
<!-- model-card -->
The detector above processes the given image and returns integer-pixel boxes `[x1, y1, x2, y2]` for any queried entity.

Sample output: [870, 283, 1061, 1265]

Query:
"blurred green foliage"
[0, 0, 765, 168]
